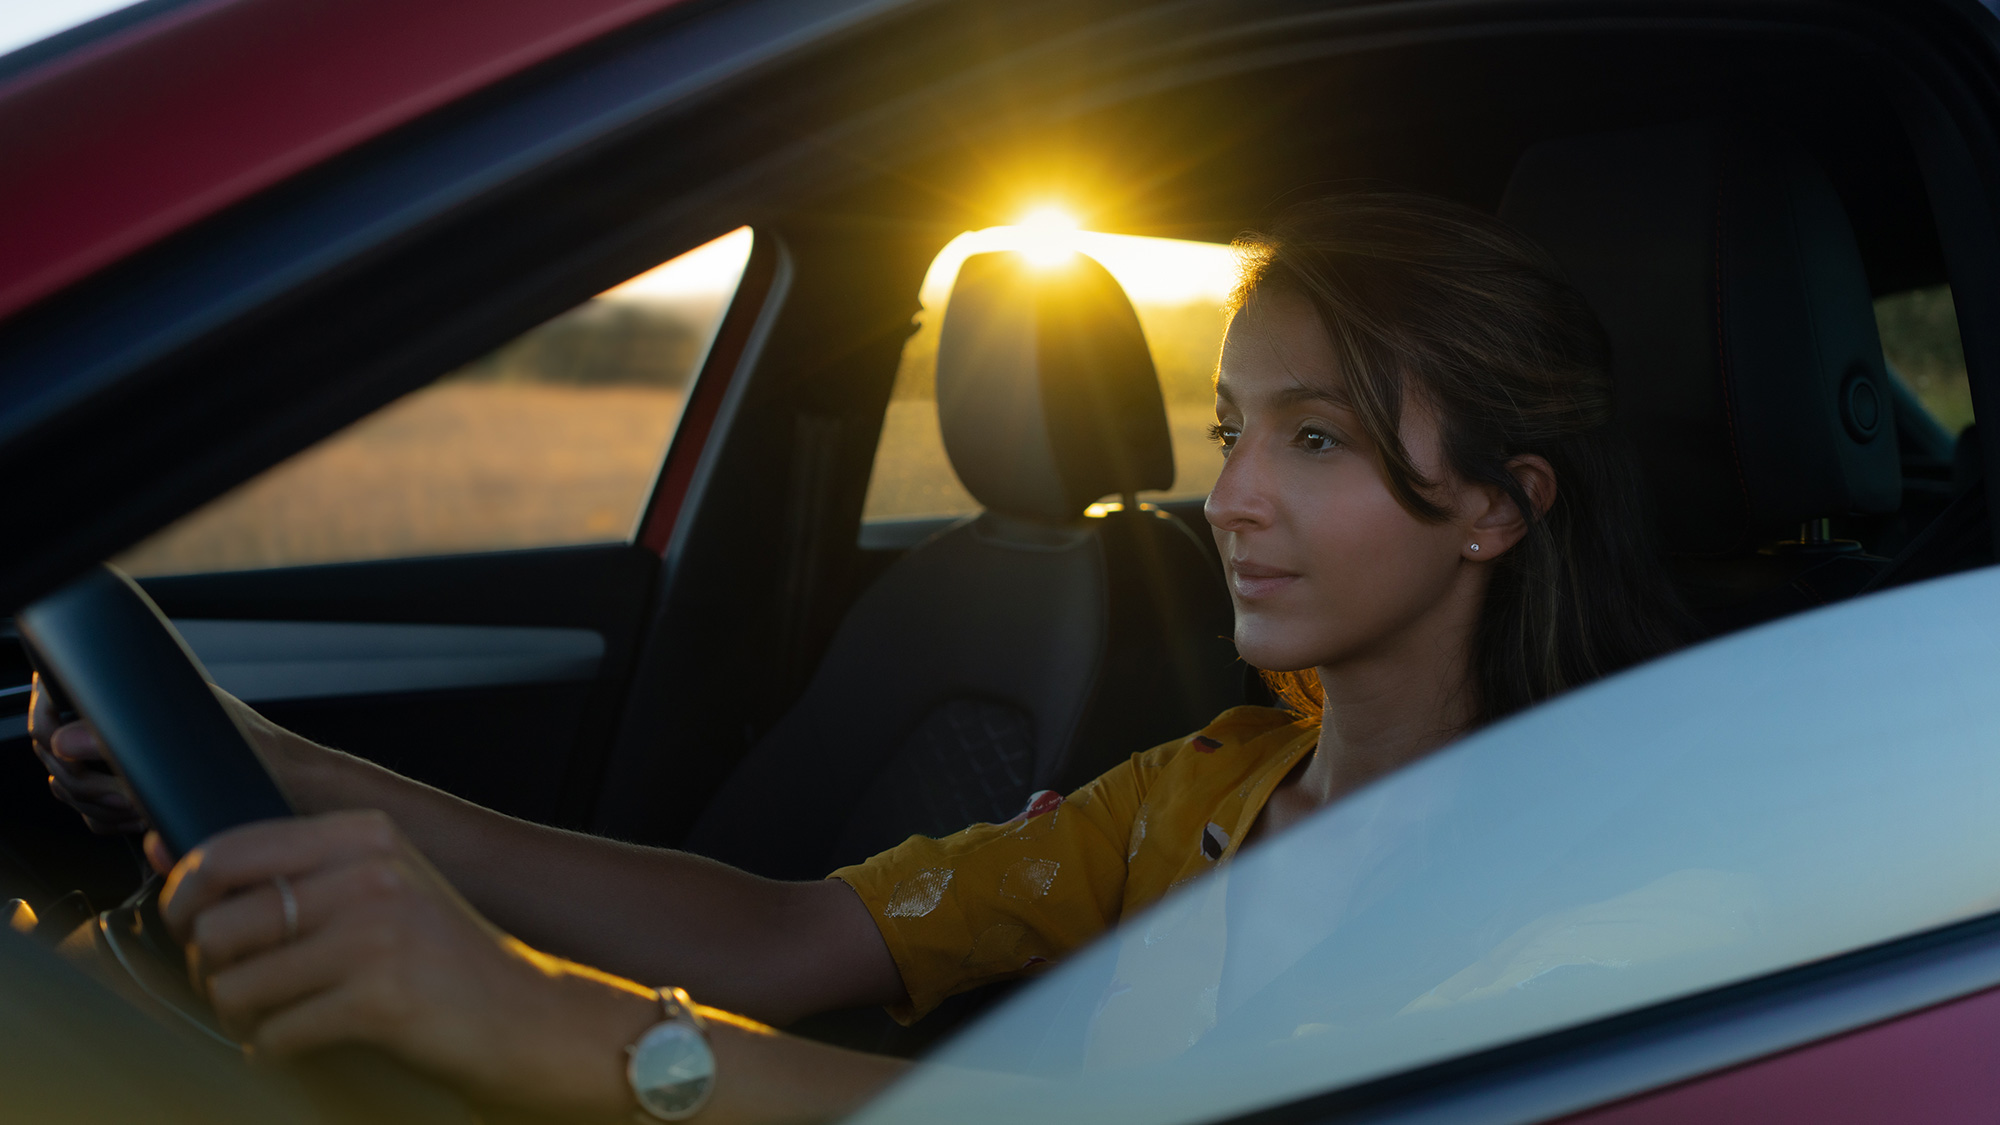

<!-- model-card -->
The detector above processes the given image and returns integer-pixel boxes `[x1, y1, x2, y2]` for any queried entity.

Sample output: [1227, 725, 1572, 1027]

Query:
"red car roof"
[0, 0, 686, 323]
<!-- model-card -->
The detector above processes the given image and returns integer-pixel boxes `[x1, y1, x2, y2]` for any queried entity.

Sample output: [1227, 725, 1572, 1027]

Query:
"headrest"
[935, 251, 1175, 523]
[1499, 121, 1900, 555]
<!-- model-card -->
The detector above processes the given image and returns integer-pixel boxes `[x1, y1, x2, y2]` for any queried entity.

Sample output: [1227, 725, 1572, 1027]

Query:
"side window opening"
[861, 222, 1239, 531]
[117, 229, 755, 576]
[1875, 283, 1971, 438]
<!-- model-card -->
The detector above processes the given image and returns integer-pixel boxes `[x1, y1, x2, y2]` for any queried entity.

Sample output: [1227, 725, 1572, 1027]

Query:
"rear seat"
[1500, 120, 1919, 633]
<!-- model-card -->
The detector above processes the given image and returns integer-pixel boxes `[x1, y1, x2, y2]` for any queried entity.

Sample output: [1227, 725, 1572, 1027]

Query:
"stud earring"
[1468, 543, 1480, 553]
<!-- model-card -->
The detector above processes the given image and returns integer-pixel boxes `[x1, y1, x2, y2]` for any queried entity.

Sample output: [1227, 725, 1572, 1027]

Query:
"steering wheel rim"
[16, 565, 480, 1122]
[16, 564, 293, 855]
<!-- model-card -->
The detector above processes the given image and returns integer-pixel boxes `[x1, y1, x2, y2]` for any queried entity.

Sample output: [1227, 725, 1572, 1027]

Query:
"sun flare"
[917, 220, 1239, 308]
[1012, 205, 1084, 267]
[1016, 205, 1082, 231]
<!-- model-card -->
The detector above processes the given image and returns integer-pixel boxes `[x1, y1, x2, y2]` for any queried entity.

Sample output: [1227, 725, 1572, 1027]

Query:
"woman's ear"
[1463, 454, 1557, 561]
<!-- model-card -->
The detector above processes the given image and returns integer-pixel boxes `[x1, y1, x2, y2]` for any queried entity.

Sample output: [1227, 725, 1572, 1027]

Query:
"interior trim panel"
[172, 619, 604, 703]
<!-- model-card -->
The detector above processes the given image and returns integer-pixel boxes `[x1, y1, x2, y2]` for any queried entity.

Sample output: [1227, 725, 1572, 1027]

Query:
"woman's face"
[1205, 288, 1493, 674]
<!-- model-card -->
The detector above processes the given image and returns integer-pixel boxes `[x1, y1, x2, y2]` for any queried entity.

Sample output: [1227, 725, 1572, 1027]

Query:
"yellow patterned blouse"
[831, 705, 1318, 1023]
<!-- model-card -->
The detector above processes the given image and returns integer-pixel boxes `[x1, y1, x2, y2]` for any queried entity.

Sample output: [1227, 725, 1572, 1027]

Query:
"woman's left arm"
[157, 811, 908, 1123]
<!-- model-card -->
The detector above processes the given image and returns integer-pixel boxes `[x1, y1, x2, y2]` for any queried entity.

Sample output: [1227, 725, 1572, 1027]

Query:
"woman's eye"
[1296, 425, 1341, 453]
[1208, 422, 1241, 454]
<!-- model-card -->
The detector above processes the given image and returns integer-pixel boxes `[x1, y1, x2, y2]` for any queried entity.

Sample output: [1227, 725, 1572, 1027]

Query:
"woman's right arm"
[30, 678, 905, 1027]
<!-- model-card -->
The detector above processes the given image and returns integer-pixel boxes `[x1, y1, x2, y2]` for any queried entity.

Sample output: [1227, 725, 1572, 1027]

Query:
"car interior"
[1, 0, 1993, 1097]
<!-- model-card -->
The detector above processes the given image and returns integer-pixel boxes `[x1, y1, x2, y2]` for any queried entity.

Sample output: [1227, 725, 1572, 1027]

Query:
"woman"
[31, 193, 1686, 1122]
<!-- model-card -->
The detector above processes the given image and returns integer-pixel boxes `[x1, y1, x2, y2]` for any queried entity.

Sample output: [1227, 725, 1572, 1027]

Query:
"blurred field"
[119, 232, 747, 577]
[122, 227, 1228, 575]
[117, 383, 687, 576]
[1875, 286, 1973, 435]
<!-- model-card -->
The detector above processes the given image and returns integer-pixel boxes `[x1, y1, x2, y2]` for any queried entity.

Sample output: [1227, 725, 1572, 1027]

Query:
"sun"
[1013, 205, 1083, 267]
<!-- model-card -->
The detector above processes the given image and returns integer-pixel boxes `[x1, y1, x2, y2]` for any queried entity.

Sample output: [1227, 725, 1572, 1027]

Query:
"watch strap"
[656, 986, 706, 1030]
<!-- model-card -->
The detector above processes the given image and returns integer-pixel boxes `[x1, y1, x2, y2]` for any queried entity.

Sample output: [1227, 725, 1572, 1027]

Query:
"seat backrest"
[685, 250, 1240, 879]
[1499, 121, 1903, 628]
[1499, 121, 1900, 557]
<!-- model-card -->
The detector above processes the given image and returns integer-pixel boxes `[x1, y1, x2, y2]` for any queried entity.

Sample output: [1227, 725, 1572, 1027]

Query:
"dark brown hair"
[1232, 193, 1690, 725]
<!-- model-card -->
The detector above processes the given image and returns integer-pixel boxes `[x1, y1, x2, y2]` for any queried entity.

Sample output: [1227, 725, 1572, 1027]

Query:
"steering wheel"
[17, 566, 293, 854]
[15, 565, 475, 1123]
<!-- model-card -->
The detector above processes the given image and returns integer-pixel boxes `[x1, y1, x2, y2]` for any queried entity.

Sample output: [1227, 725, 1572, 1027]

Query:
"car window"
[0, 0, 145, 60]
[854, 565, 2000, 1125]
[861, 216, 1237, 525]
[1875, 284, 1971, 434]
[116, 229, 753, 576]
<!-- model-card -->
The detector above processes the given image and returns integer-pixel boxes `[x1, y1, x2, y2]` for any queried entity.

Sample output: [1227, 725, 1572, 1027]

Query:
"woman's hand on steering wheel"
[159, 809, 660, 1117]
[30, 674, 307, 840]
[28, 673, 145, 836]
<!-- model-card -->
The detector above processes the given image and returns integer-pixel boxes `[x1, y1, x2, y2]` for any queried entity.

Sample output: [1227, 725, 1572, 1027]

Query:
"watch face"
[628, 1021, 716, 1121]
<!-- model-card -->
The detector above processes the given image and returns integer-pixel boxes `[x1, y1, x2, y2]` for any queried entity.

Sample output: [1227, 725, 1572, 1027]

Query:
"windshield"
[852, 565, 2000, 1125]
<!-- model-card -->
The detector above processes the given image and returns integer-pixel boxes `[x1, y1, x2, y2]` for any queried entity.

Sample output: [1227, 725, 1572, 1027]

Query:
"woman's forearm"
[241, 707, 902, 1025]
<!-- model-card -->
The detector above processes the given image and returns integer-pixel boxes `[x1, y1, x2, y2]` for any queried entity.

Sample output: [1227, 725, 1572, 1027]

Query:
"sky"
[599, 227, 756, 302]
[0, 0, 136, 59]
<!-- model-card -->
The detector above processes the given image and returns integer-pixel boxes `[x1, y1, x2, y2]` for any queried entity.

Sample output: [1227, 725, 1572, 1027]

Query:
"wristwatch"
[627, 986, 716, 1121]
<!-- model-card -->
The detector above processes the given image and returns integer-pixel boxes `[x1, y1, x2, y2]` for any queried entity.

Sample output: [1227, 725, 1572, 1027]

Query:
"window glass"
[0, 0, 140, 59]
[862, 221, 1238, 523]
[1875, 284, 1972, 434]
[116, 229, 753, 576]
[858, 565, 2000, 1125]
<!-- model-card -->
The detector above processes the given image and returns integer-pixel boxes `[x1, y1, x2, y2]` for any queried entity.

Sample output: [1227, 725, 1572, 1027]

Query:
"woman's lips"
[1229, 559, 1300, 599]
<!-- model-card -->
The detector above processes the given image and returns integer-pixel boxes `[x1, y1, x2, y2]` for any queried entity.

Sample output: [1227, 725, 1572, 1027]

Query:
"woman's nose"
[1205, 441, 1274, 532]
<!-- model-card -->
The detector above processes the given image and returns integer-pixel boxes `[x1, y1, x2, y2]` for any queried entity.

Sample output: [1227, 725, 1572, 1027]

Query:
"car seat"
[1498, 121, 1910, 633]
[685, 250, 1242, 880]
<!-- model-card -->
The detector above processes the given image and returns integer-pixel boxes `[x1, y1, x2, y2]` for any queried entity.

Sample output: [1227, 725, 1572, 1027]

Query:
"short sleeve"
[831, 750, 1161, 1023]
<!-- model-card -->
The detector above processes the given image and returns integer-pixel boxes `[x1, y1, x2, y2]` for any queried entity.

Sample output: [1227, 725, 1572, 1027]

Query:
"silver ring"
[272, 875, 299, 942]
